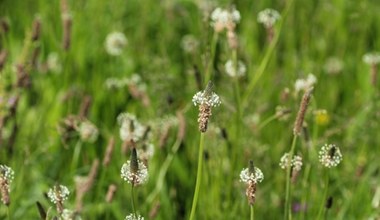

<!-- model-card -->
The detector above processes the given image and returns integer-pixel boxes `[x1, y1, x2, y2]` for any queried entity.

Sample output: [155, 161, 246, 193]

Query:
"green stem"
[71, 141, 82, 171]
[189, 132, 205, 220]
[7, 207, 10, 220]
[258, 114, 278, 130]
[145, 137, 181, 204]
[284, 135, 298, 220]
[242, 0, 294, 111]
[317, 170, 329, 220]
[204, 32, 218, 84]
[250, 205, 254, 220]
[301, 164, 311, 220]
[131, 184, 137, 218]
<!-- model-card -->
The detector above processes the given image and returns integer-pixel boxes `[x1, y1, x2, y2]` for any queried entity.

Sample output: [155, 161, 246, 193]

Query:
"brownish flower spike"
[293, 87, 313, 136]
[192, 81, 221, 133]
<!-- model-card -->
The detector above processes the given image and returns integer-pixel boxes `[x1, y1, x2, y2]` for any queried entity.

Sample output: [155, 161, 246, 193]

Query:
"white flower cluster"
[47, 185, 70, 204]
[319, 144, 343, 168]
[257, 8, 281, 28]
[0, 165, 14, 186]
[239, 167, 264, 184]
[225, 59, 246, 77]
[105, 32, 128, 56]
[105, 74, 146, 90]
[61, 209, 82, 220]
[181, 35, 199, 54]
[279, 153, 303, 171]
[363, 52, 380, 65]
[125, 214, 144, 220]
[137, 143, 155, 162]
[210, 7, 241, 32]
[47, 52, 62, 74]
[294, 73, 317, 93]
[77, 120, 98, 143]
[117, 113, 146, 142]
[324, 57, 343, 75]
[192, 91, 221, 107]
[292, 155, 303, 172]
[121, 161, 149, 186]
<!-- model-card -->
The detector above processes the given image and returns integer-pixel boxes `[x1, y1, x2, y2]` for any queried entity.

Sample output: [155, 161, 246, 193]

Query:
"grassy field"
[1, 0, 380, 219]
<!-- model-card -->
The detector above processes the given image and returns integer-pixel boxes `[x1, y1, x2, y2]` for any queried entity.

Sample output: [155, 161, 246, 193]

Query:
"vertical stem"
[71, 140, 82, 171]
[204, 32, 218, 84]
[189, 132, 205, 220]
[250, 205, 254, 220]
[7, 207, 10, 220]
[131, 184, 137, 218]
[284, 135, 298, 220]
[317, 170, 329, 220]
[301, 164, 311, 220]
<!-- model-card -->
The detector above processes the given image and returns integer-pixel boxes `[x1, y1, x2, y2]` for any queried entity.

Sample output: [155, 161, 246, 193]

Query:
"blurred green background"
[1, 0, 380, 219]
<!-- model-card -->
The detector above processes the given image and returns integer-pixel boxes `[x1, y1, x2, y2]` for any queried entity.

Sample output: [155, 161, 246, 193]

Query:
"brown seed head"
[293, 87, 313, 136]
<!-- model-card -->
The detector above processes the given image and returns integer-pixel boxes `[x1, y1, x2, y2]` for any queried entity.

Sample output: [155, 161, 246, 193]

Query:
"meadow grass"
[1, 0, 380, 219]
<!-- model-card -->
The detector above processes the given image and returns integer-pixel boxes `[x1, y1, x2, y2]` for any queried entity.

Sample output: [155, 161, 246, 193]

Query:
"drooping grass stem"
[284, 135, 298, 220]
[189, 132, 205, 220]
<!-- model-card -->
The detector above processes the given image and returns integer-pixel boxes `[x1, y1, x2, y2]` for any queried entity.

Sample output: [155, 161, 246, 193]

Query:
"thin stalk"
[71, 140, 82, 171]
[284, 135, 298, 220]
[250, 205, 254, 220]
[258, 114, 278, 130]
[145, 137, 181, 204]
[301, 164, 311, 220]
[189, 132, 205, 220]
[131, 184, 137, 218]
[204, 32, 219, 84]
[242, 0, 294, 111]
[317, 170, 329, 220]
[7, 207, 10, 220]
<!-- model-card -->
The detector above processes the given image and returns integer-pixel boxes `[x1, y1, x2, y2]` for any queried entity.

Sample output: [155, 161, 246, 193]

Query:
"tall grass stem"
[189, 132, 205, 220]
[131, 184, 137, 218]
[250, 205, 254, 220]
[317, 170, 329, 220]
[284, 135, 298, 220]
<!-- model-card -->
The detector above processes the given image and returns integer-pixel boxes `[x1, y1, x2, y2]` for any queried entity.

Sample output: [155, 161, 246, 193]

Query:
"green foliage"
[0, 0, 380, 219]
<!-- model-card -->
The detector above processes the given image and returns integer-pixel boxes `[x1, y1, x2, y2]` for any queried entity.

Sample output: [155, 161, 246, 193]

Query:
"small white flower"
[61, 209, 82, 220]
[125, 213, 144, 220]
[257, 8, 281, 28]
[279, 153, 303, 171]
[279, 153, 291, 169]
[324, 57, 343, 75]
[210, 7, 240, 31]
[117, 113, 145, 142]
[292, 155, 303, 172]
[240, 166, 264, 184]
[319, 144, 343, 168]
[105, 32, 128, 56]
[181, 35, 199, 54]
[121, 161, 148, 186]
[105, 77, 124, 89]
[47, 185, 70, 204]
[225, 59, 246, 77]
[295, 73, 317, 93]
[47, 52, 62, 74]
[363, 52, 380, 65]
[0, 165, 14, 186]
[192, 90, 221, 107]
[77, 120, 98, 143]
[137, 143, 155, 161]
